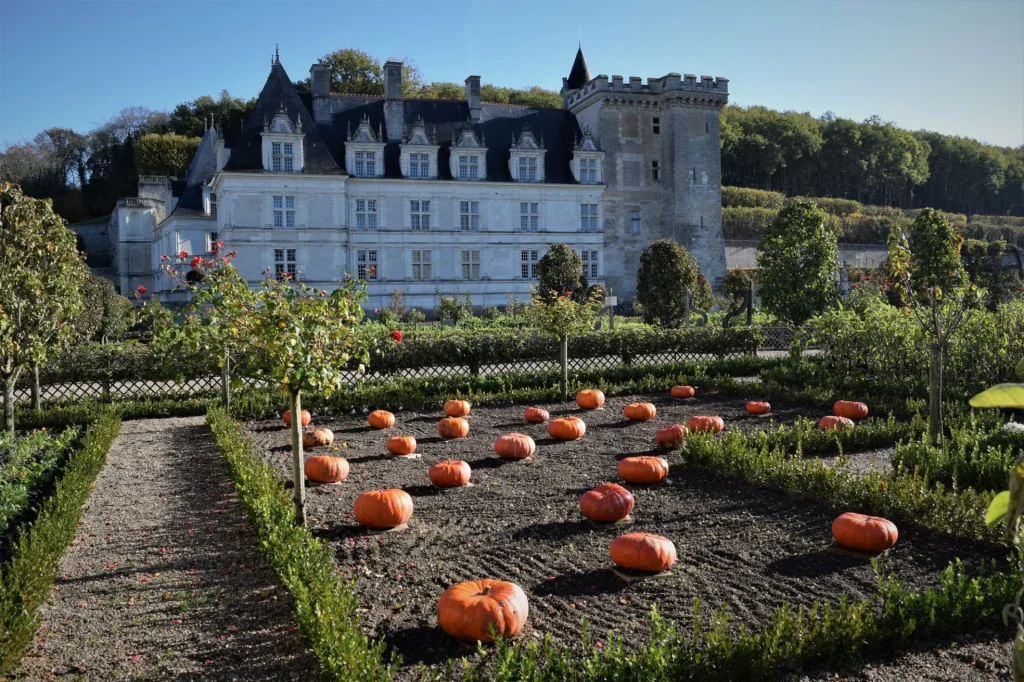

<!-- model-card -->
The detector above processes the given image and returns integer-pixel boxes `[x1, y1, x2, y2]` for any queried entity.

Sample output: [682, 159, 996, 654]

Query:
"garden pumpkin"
[386, 435, 417, 457]
[353, 489, 413, 529]
[524, 407, 550, 424]
[368, 410, 396, 429]
[437, 579, 529, 643]
[579, 484, 634, 523]
[303, 455, 349, 484]
[610, 532, 677, 573]
[302, 428, 335, 448]
[547, 416, 586, 441]
[687, 415, 725, 433]
[618, 456, 669, 484]
[671, 385, 695, 399]
[437, 417, 470, 439]
[576, 389, 605, 410]
[444, 399, 472, 418]
[831, 512, 898, 553]
[655, 424, 687, 450]
[746, 401, 771, 415]
[429, 460, 472, 487]
[494, 433, 536, 460]
[623, 402, 657, 422]
[819, 415, 855, 432]
[282, 409, 311, 427]
[834, 401, 869, 420]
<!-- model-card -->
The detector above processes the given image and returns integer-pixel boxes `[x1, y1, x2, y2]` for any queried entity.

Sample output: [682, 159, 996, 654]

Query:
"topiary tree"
[0, 183, 87, 433]
[756, 200, 839, 327]
[692, 273, 715, 313]
[74, 274, 133, 343]
[634, 239, 699, 327]
[527, 288, 604, 401]
[721, 269, 757, 326]
[536, 243, 587, 303]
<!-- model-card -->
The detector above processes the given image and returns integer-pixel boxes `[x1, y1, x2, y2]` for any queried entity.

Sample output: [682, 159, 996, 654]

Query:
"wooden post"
[928, 342, 944, 446]
[290, 389, 307, 526]
[559, 335, 569, 402]
[746, 281, 754, 326]
[220, 355, 231, 409]
[3, 378, 14, 435]
[31, 362, 41, 410]
[609, 288, 616, 331]
[684, 292, 692, 327]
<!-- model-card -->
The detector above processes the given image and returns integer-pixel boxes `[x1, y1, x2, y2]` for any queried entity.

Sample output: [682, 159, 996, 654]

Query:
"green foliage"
[961, 238, 1016, 311]
[721, 186, 785, 210]
[692, 273, 715, 312]
[0, 408, 120, 673]
[794, 195, 862, 217]
[527, 288, 604, 342]
[435, 291, 474, 326]
[72, 275, 132, 342]
[135, 133, 201, 174]
[168, 91, 255, 139]
[635, 240, 700, 327]
[536, 244, 587, 303]
[757, 200, 839, 326]
[15, 397, 210, 431]
[722, 269, 756, 303]
[0, 427, 78, 535]
[721, 206, 779, 240]
[405, 308, 426, 325]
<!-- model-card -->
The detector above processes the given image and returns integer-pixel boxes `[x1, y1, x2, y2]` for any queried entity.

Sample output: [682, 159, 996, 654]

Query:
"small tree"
[0, 183, 87, 433]
[634, 239, 699, 327]
[74, 274, 133, 343]
[527, 288, 603, 401]
[435, 290, 473, 325]
[692, 273, 715, 313]
[536, 244, 587, 303]
[757, 200, 839, 326]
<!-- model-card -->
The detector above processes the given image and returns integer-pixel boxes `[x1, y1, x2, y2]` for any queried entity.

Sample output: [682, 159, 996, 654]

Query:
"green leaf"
[1016, 357, 1024, 379]
[969, 384, 1024, 409]
[986, 490, 1011, 528]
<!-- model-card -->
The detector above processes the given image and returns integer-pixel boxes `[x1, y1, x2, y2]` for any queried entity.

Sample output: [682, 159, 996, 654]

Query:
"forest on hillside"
[1, 48, 1021, 225]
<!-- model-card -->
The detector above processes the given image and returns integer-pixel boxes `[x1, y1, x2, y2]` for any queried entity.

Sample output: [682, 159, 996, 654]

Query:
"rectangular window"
[272, 157, 281, 172]
[580, 250, 599, 279]
[630, 209, 641, 234]
[272, 141, 294, 173]
[580, 204, 598, 232]
[461, 250, 481, 280]
[356, 249, 378, 281]
[581, 158, 598, 184]
[209, 193, 217, 218]
[206, 231, 219, 253]
[520, 202, 539, 232]
[365, 151, 376, 176]
[652, 160, 660, 182]
[355, 199, 377, 230]
[410, 200, 431, 230]
[411, 250, 432, 280]
[274, 248, 297, 278]
[273, 196, 295, 228]
[283, 142, 293, 155]
[284, 157, 293, 172]
[518, 157, 538, 182]
[272, 142, 281, 155]
[409, 152, 429, 178]
[354, 151, 364, 177]
[458, 155, 479, 180]
[520, 249, 539, 279]
[653, 117, 660, 135]
[273, 195, 283, 227]
[459, 201, 480, 231]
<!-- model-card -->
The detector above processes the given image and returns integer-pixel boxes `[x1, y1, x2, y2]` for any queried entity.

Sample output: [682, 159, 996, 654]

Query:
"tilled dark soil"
[245, 392, 1012, 678]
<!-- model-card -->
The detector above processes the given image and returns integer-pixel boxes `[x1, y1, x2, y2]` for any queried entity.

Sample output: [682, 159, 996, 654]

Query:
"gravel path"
[13, 417, 319, 681]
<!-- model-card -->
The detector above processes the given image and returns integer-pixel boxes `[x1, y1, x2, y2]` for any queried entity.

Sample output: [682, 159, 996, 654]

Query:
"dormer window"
[346, 114, 385, 179]
[518, 157, 538, 182]
[354, 151, 376, 177]
[458, 155, 480, 180]
[509, 125, 545, 183]
[450, 126, 487, 181]
[400, 116, 439, 180]
[261, 104, 304, 173]
[581, 159, 598, 184]
[409, 153, 429, 178]
[209, 193, 217, 218]
[572, 126, 604, 185]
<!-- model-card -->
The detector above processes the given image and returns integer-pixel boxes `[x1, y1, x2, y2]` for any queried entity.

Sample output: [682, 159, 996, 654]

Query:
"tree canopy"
[634, 239, 700, 327]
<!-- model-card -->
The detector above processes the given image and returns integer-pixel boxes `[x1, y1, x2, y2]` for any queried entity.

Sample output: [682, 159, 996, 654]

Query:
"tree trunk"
[559, 335, 569, 403]
[928, 342, 944, 446]
[3, 378, 14, 436]
[289, 389, 307, 527]
[220, 355, 231, 410]
[31, 362, 41, 410]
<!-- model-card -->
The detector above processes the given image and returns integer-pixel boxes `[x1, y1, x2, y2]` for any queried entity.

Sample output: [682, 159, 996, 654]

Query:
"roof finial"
[275, 44, 280, 64]
[578, 25, 581, 47]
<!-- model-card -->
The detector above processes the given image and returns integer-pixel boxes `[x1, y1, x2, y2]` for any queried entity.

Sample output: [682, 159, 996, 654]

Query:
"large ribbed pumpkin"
[655, 424, 688, 450]
[746, 401, 771, 415]
[618, 456, 669, 484]
[302, 428, 334, 448]
[670, 385, 695, 399]
[494, 433, 536, 460]
[623, 402, 657, 422]
[368, 410, 396, 429]
[353, 489, 413, 529]
[444, 399, 472, 418]
[437, 417, 470, 439]
[303, 455, 349, 483]
[834, 401, 869, 420]
[579, 484, 635, 523]
[576, 389, 605, 410]
[610, 533, 677, 573]
[687, 415, 725, 433]
[437, 579, 529, 643]
[819, 415, 855, 432]
[831, 512, 898, 553]
[547, 416, 586, 441]
[282, 409, 311, 427]
[524, 407, 550, 424]
[386, 435, 417, 456]
[429, 460, 472, 487]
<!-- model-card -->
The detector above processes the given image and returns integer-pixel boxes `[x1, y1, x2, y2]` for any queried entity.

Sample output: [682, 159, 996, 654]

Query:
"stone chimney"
[465, 75, 481, 122]
[384, 61, 403, 100]
[383, 61, 404, 141]
[310, 64, 331, 123]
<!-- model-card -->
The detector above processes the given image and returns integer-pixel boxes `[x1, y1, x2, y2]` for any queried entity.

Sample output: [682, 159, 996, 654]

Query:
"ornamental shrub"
[536, 243, 588, 303]
[635, 239, 699, 327]
[692, 273, 715, 312]
[721, 186, 785, 210]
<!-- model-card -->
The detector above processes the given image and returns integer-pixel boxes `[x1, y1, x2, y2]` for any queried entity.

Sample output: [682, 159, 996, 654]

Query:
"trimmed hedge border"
[205, 408, 395, 681]
[0, 407, 121, 673]
[16, 397, 213, 431]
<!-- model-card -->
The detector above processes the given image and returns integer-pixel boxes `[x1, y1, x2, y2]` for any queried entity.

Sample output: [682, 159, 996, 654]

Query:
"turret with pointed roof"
[566, 46, 592, 90]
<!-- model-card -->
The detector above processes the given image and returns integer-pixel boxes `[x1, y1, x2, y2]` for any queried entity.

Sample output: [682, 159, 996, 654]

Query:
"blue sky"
[1, 0, 1022, 148]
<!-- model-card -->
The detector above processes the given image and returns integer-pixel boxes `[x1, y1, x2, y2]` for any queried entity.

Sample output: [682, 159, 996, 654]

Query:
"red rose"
[391, 330, 403, 343]
[136, 286, 148, 294]
[217, 240, 225, 248]
[160, 255, 170, 261]
[179, 251, 188, 259]
[864, 275, 872, 281]
[190, 256, 202, 268]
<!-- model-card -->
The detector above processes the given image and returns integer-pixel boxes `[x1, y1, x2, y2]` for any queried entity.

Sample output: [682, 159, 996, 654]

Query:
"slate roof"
[165, 126, 218, 219]
[566, 47, 592, 90]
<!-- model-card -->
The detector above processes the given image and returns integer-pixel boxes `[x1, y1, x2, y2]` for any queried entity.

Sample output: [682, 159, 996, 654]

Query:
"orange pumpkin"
[656, 424, 688, 450]
[610, 532, 677, 572]
[282, 409, 311, 427]
[494, 433, 536, 460]
[429, 460, 472, 487]
[444, 399, 472, 418]
[386, 435, 417, 456]
[302, 428, 335, 448]
[671, 385, 695, 399]
[368, 410, 396, 429]
[547, 416, 586, 441]
[579, 483, 634, 523]
[831, 512, 898, 553]
[623, 402, 657, 422]
[687, 415, 725, 433]
[834, 400, 869, 420]
[575, 389, 605, 410]
[618, 456, 669, 484]
[303, 455, 349, 483]
[437, 417, 470, 439]
[746, 401, 771, 415]
[819, 415, 855, 432]
[524, 407, 550, 424]
[437, 579, 529, 643]
[353, 489, 413, 529]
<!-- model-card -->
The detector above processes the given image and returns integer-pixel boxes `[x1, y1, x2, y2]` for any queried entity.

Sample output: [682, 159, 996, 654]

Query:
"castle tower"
[562, 49, 729, 297]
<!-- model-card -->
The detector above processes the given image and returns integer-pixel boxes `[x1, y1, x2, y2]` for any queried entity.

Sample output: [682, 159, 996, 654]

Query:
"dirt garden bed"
[244, 392, 1011, 678]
